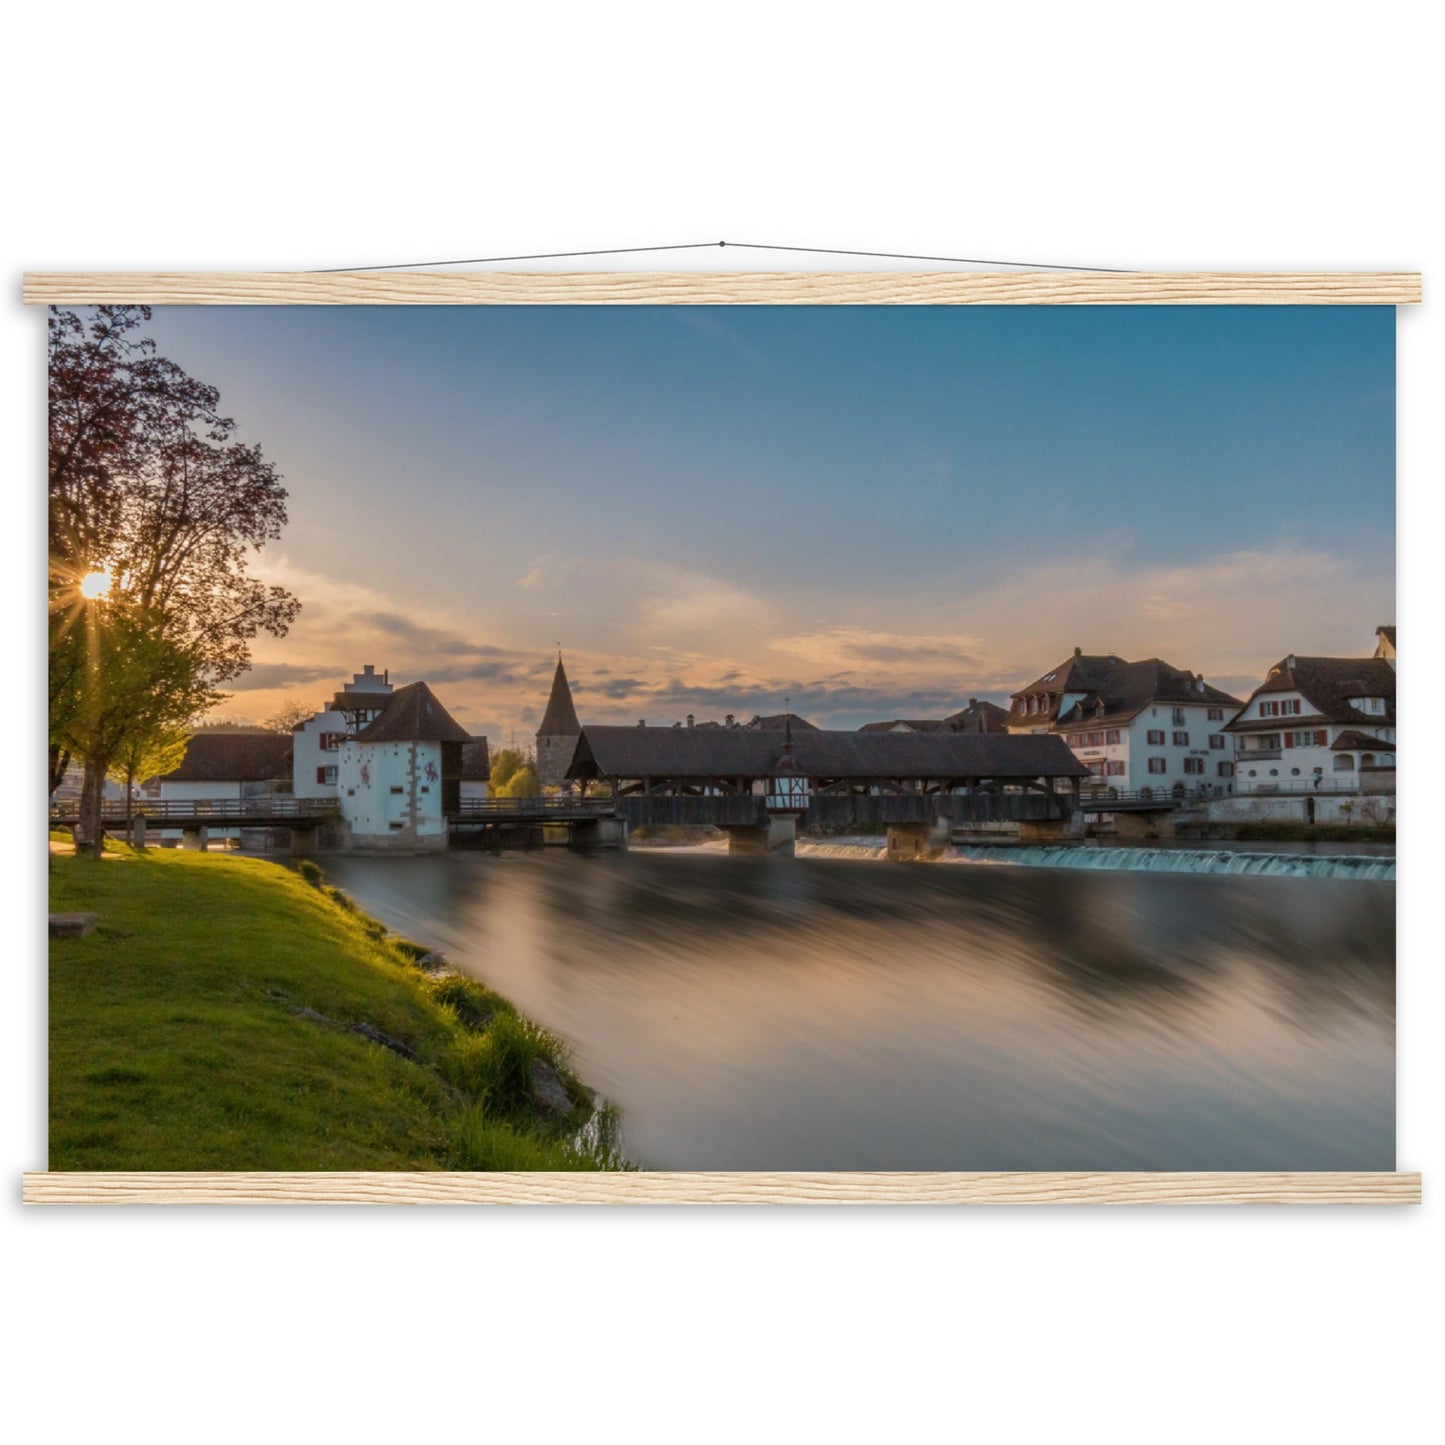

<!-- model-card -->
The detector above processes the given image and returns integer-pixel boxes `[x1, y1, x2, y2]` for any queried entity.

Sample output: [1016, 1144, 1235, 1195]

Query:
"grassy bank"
[49, 847, 627, 1171]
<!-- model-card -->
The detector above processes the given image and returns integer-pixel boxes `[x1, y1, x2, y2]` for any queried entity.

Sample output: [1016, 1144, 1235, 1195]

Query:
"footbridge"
[567, 724, 1089, 858]
[50, 797, 340, 853]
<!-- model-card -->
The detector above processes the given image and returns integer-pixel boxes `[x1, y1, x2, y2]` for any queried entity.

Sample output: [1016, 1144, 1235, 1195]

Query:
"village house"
[292, 664, 394, 800]
[334, 680, 475, 851]
[150, 730, 293, 845]
[1224, 629, 1396, 795]
[1008, 648, 1242, 795]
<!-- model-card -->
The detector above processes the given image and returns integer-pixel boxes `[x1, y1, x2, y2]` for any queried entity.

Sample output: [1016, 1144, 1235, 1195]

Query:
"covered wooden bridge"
[567, 725, 1089, 855]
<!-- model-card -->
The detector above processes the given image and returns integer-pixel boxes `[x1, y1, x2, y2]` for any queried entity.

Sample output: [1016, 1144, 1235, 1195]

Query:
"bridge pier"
[130, 816, 147, 851]
[179, 825, 209, 852]
[1112, 811, 1174, 840]
[569, 817, 629, 850]
[886, 820, 950, 860]
[289, 827, 316, 858]
[724, 817, 796, 856]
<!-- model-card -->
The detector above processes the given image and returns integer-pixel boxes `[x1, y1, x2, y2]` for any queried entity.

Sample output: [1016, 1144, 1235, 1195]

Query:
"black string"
[311, 240, 1130, 274]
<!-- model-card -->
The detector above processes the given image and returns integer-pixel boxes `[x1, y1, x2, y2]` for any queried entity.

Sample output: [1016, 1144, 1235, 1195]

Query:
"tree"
[497, 764, 540, 799]
[490, 748, 525, 792]
[264, 700, 313, 734]
[109, 721, 191, 832]
[48, 307, 300, 856]
[51, 597, 216, 857]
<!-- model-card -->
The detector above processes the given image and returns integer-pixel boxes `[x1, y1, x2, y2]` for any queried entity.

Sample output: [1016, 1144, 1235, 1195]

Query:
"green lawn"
[49, 847, 623, 1171]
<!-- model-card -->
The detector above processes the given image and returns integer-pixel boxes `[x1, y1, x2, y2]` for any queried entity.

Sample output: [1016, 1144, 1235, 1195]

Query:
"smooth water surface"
[326, 849, 1395, 1170]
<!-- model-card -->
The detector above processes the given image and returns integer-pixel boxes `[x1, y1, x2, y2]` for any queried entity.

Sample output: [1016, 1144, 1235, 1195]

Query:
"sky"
[123, 303, 1395, 746]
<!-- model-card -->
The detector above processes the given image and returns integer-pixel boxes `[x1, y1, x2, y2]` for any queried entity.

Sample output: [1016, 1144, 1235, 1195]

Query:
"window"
[1207, 707, 1224, 722]
[388, 821, 405, 831]
[1334, 754, 1355, 771]
[315, 766, 337, 786]
[319, 732, 345, 751]
[1209, 734, 1226, 750]
[1172, 731, 1189, 747]
[1291, 730, 1327, 748]
[1172, 708, 1186, 727]
[1183, 757, 1204, 774]
[1350, 696, 1386, 715]
[1147, 758, 1167, 774]
[1147, 729, 1165, 745]
[1107, 760, 1126, 776]
[390, 785, 404, 795]
[1217, 761, 1234, 777]
[1259, 699, 1301, 718]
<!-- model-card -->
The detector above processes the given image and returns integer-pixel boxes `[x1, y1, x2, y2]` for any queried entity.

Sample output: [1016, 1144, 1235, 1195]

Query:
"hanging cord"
[310, 240, 1130, 274]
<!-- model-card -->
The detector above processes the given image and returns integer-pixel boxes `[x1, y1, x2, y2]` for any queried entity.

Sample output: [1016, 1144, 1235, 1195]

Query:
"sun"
[79, 570, 112, 600]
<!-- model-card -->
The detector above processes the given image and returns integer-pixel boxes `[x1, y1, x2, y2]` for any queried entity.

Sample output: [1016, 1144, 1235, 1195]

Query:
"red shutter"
[316, 767, 327, 784]
[1283, 734, 1293, 748]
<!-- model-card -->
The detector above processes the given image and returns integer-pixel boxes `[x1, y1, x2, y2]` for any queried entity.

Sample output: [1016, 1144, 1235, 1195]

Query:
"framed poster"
[30, 270, 1421, 1204]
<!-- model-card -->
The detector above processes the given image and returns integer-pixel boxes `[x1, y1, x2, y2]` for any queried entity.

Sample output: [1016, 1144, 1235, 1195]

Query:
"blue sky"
[133, 304, 1395, 742]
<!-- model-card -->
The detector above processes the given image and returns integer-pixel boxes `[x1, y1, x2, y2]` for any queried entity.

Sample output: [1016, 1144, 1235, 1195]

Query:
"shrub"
[429, 974, 511, 1032]
[296, 860, 324, 887]
[445, 1103, 620, 1171]
[325, 885, 357, 913]
[441, 1012, 567, 1115]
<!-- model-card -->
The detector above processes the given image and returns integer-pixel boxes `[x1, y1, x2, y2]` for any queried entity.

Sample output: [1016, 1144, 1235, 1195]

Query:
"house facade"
[1008, 649, 1241, 795]
[335, 681, 473, 851]
[1224, 635, 1397, 795]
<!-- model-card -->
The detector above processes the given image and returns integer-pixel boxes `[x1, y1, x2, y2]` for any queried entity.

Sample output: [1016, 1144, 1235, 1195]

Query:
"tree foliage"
[48, 306, 300, 855]
[495, 764, 540, 799]
[489, 748, 525, 792]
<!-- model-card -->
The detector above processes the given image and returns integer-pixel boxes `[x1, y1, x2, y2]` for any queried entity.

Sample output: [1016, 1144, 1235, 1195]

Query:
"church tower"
[535, 654, 582, 788]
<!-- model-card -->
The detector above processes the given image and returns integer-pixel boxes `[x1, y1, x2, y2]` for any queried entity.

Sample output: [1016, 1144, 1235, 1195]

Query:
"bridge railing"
[50, 797, 337, 822]
[1077, 787, 1218, 809]
[450, 796, 618, 819]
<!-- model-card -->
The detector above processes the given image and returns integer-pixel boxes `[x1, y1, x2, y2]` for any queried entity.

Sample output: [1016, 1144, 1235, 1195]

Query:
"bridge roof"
[569, 726, 1087, 781]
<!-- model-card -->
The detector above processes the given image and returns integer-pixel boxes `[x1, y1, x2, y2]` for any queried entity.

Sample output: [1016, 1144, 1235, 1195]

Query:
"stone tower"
[535, 654, 582, 788]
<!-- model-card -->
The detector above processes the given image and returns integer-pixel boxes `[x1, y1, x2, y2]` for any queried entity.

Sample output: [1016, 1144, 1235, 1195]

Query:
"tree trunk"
[49, 743, 71, 798]
[125, 766, 135, 831]
[78, 754, 108, 861]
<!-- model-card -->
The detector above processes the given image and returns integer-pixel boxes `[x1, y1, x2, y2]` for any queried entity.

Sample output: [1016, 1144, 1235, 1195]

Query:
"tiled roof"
[537, 658, 581, 737]
[1330, 729, 1396, 752]
[356, 682, 473, 744]
[569, 726, 1088, 781]
[1227, 656, 1397, 730]
[460, 739, 492, 780]
[1012, 653, 1240, 729]
[158, 732, 292, 783]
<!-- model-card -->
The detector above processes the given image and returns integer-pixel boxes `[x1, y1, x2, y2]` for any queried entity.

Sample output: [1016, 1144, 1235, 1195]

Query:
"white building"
[152, 731, 293, 843]
[335, 681, 475, 851]
[1225, 633, 1397, 795]
[292, 665, 396, 800]
[1008, 648, 1242, 796]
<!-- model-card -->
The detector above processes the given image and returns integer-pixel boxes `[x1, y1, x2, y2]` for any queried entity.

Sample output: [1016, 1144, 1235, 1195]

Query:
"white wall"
[1064, 702, 1234, 793]
[292, 709, 349, 798]
[336, 738, 447, 845]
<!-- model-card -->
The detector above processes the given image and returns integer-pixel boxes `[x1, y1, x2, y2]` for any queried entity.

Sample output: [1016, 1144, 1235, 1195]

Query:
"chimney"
[969, 697, 978, 708]
[637, 719, 646, 728]
[1285, 654, 1296, 669]
[725, 713, 735, 728]
[1074, 646, 1082, 659]
[687, 714, 695, 728]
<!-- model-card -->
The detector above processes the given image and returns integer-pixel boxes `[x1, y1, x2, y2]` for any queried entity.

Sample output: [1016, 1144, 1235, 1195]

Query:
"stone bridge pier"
[724, 817, 796, 856]
[885, 820, 951, 860]
[1017, 815, 1086, 843]
[568, 817, 630, 849]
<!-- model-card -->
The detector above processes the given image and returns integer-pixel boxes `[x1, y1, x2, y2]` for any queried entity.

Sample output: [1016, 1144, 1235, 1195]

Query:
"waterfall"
[796, 837, 1395, 880]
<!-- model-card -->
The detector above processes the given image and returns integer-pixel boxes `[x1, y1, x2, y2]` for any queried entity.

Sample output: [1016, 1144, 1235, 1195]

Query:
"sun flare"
[79, 570, 112, 600]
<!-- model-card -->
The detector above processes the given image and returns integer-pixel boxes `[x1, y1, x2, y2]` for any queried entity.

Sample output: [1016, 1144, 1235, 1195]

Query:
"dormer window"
[1350, 696, 1386, 715]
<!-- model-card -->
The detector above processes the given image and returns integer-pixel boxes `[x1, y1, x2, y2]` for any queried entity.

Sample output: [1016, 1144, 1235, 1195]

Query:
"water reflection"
[325, 849, 1395, 1171]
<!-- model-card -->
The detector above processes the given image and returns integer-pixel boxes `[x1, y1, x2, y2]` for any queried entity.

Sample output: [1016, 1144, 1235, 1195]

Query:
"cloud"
[213, 540, 1390, 743]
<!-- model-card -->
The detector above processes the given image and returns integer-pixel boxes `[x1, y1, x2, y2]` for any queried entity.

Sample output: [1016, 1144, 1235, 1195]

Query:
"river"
[324, 845, 1395, 1171]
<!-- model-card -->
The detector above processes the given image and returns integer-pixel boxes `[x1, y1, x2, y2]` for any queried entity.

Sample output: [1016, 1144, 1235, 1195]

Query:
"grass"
[49, 848, 630, 1171]
[1196, 821, 1396, 844]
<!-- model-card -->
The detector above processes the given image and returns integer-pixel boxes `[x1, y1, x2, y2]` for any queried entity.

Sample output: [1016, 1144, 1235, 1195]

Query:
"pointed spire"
[537, 654, 582, 737]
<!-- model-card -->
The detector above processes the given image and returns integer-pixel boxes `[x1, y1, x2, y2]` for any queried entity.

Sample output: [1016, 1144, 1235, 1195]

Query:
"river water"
[325, 846, 1395, 1171]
